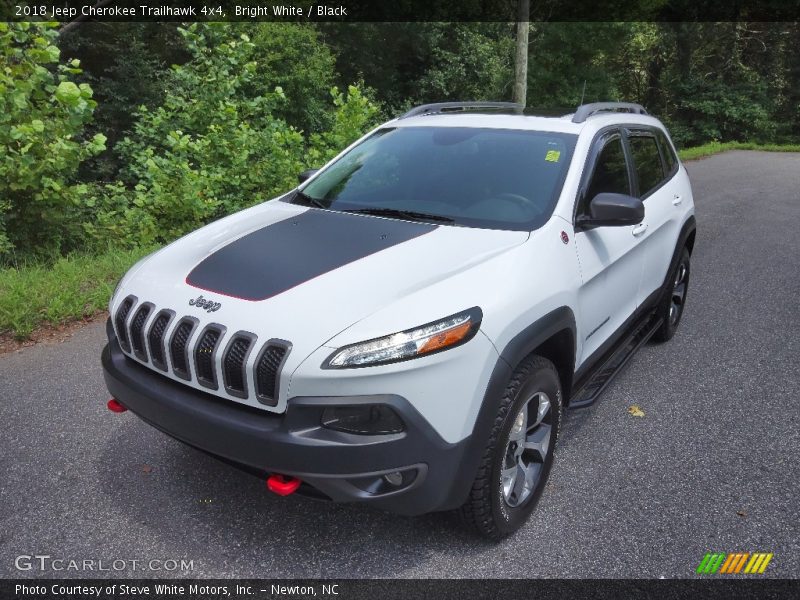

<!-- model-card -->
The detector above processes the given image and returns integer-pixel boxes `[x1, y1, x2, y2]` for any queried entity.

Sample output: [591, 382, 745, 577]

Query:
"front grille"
[118, 298, 292, 408]
[129, 303, 152, 360]
[147, 311, 173, 371]
[169, 318, 197, 380]
[194, 325, 224, 389]
[223, 334, 255, 398]
[114, 296, 135, 353]
[255, 341, 291, 406]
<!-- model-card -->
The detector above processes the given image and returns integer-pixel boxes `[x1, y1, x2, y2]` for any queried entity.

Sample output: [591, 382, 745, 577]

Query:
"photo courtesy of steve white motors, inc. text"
[15, 583, 340, 597]
[13, 3, 350, 18]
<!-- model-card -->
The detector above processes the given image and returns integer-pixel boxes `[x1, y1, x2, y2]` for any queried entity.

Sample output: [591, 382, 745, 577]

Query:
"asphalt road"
[1, 151, 798, 580]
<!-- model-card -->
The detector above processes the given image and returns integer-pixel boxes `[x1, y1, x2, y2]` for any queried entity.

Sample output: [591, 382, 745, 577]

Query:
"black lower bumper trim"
[101, 325, 474, 515]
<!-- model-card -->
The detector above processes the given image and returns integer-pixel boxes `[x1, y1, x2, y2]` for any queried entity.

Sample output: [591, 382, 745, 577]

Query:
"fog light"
[321, 404, 404, 435]
[350, 467, 418, 495]
[383, 471, 403, 486]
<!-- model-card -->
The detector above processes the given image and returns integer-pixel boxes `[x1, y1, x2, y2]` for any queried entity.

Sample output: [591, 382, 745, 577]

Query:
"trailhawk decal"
[186, 208, 436, 301]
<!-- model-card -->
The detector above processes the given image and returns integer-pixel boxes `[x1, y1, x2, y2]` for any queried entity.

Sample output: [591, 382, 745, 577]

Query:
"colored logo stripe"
[720, 553, 748, 573]
[697, 552, 773, 575]
[744, 553, 773, 574]
[697, 553, 726, 574]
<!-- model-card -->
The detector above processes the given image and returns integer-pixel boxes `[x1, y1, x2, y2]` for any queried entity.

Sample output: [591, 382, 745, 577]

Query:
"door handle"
[672, 195, 683, 206]
[632, 223, 648, 237]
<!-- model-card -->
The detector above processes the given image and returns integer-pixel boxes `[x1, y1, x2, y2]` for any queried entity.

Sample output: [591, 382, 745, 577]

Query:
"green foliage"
[59, 23, 189, 181]
[651, 23, 782, 147]
[0, 245, 156, 339]
[413, 24, 513, 104]
[248, 22, 338, 134]
[322, 21, 799, 146]
[667, 80, 775, 146]
[88, 24, 380, 248]
[319, 23, 513, 113]
[525, 22, 634, 108]
[307, 84, 381, 165]
[0, 22, 105, 261]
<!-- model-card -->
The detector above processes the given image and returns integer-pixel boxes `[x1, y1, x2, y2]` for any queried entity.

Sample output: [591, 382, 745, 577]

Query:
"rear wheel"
[653, 247, 691, 342]
[460, 355, 562, 539]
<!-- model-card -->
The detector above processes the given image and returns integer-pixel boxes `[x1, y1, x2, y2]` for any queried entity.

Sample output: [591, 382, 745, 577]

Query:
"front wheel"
[652, 247, 691, 342]
[460, 355, 562, 539]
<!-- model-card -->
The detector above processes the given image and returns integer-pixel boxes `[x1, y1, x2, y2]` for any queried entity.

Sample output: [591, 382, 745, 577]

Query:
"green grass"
[0, 246, 157, 340]
[679, 141, 800, 161]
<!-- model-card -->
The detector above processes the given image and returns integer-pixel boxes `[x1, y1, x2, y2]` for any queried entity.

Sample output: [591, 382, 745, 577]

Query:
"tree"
[87, 24, 380, 248]
[319, 23, 514, 111]
[513, 0, 530, 106]
[0, 22, 105, 261]
[58, 22, 188, 180]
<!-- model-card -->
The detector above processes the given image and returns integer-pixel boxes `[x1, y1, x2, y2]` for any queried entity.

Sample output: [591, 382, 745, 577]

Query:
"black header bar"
[3, 0, 800, 23]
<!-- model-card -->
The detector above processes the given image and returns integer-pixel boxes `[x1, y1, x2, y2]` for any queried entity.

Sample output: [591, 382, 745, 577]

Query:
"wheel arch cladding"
[527, 328, 575, 403]
[681, 215, 697, 254]
[685, 227, 697, 255]
[498, 307, 577, 406]
[662, 215, 697, 292]
[446, 307, 577, 510]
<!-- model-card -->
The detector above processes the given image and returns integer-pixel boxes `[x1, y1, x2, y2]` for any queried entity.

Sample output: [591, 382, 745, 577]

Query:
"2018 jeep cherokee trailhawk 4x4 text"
[102, 101, 696, 538]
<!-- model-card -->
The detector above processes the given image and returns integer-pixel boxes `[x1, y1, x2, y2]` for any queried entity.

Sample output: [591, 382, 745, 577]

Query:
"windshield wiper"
[293, 189, 327, 209]
[343, 207, 455, 224]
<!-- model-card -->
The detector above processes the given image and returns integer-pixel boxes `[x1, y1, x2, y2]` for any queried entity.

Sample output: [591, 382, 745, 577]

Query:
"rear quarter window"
[656, 129, 678, 174]
[628, 134, 665, 198]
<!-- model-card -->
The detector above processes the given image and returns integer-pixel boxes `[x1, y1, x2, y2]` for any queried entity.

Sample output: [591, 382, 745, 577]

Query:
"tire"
[652, 247, 691, 343]
[460, 355, 562, 540]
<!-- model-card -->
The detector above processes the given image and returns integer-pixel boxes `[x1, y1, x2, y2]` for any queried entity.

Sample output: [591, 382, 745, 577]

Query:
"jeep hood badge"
[189, 295, 221, 313]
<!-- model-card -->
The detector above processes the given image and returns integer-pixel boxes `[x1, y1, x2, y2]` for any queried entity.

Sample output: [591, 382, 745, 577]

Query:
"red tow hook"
[267, 473, 301, 496]
[107, 398, 128, 413]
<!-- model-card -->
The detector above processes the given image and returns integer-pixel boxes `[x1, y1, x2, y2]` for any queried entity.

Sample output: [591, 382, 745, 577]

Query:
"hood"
[115, 199, 528, 369]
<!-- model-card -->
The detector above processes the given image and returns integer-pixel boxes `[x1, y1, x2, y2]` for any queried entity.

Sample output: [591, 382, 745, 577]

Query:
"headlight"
[323, 307, 482, 369]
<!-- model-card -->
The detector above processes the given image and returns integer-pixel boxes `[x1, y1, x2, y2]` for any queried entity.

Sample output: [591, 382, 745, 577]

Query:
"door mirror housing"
[578, 192, 644, 230]
[297, 168, 319, 184]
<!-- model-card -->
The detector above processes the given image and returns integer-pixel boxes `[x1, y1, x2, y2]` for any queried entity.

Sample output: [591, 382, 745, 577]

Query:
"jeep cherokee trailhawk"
[102, 101, 696, 538]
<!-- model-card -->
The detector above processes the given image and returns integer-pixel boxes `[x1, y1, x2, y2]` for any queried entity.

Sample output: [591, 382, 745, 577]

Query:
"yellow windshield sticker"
[545, 150, 561, 162]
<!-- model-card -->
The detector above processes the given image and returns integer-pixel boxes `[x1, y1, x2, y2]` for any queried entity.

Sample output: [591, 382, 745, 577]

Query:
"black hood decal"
[186, 208, 436, 301]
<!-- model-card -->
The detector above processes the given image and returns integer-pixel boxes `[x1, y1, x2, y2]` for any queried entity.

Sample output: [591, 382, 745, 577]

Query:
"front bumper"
[101, 322, 477, 515]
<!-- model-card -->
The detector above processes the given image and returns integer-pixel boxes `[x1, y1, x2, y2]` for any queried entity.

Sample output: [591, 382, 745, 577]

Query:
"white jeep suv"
[102, 101, 696, 538]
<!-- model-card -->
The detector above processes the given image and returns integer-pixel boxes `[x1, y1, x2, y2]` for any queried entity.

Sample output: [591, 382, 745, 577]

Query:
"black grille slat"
[255, 342, 290, 406]
[130, 304, 152, 360]
[223, 335, 253, 397]
[115, 301, 291, 408]
[147, 311, 173, 371]
[114, 296, 135, 353]
[194, 326, 223, 389]
[169, 319, 196, 380]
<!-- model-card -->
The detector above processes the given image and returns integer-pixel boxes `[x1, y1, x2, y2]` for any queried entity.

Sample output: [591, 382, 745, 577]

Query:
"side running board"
[569, 314, 663, 409]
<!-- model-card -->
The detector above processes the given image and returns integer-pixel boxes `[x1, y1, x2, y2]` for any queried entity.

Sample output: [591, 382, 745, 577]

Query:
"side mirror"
[578, 192, 644, 230]
[297, 168, 319, 184]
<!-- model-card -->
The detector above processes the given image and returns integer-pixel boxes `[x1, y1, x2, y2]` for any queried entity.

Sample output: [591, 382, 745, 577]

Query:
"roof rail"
[400, 101, 524, 119]
[571, 102, 648, 123]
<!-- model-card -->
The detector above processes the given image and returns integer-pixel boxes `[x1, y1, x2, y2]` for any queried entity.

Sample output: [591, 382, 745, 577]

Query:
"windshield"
[292, 126, 577, 231]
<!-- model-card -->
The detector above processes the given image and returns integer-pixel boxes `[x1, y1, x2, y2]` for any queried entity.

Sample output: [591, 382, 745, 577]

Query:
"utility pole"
[512, 0, 530, 106]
